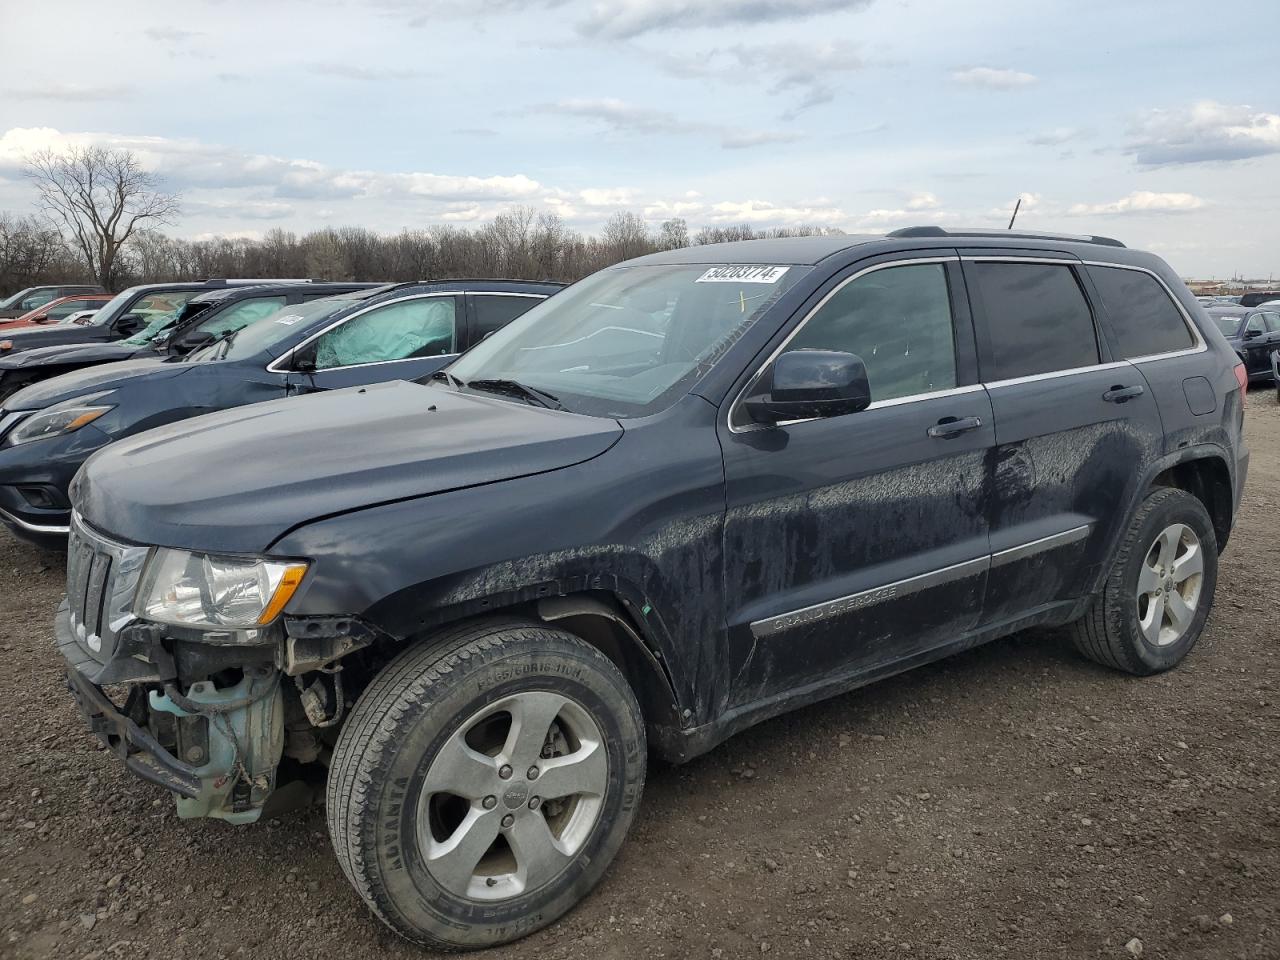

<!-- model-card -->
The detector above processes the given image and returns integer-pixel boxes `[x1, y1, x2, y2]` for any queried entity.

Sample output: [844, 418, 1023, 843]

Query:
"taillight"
[1233, 362, 1247, 407]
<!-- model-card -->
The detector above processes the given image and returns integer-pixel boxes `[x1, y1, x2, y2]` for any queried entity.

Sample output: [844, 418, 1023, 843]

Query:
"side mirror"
[1243, 328, 1263, 340]
[30, 313, 51, 324]
[115, 313, 145, 336]
[174, 330, 215, 354]
[743, 349, 873, 425]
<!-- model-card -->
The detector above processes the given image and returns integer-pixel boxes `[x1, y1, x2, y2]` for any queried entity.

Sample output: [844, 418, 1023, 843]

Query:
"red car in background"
[0, 294, 115, 331]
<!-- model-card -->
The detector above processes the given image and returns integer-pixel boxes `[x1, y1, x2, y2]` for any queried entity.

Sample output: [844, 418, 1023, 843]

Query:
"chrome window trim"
[266, 291, 550, 373]
[266, 292, 462, 375]
[0, 505, 70, 536]
[727, 256, 962, 434]
[959, 255, 1082, 266]
[749, 522, 1094, 638]
[1079, 260, 1208, 363]
[983, 360, 1129, 390]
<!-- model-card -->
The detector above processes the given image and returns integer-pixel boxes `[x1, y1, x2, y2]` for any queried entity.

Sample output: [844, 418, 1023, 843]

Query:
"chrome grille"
[66, 513, 149, 663]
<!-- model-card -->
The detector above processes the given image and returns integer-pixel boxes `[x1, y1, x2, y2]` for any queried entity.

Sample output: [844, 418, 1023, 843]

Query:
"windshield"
[447, 263, 806, 418]
[85, 286, 145, 326]
[187, 297, 346, 362]
[1211, 314, 1242, 337]
[0, 288, 35, 310]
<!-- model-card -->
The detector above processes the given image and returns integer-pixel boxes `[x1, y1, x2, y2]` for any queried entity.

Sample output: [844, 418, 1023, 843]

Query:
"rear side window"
[470, 295, 541, 343]
[783, 262, 957, 402]
[1088, 265, 1194, 359]
[970, 262, 1098, 381]
[1263, 312, 1280, 333]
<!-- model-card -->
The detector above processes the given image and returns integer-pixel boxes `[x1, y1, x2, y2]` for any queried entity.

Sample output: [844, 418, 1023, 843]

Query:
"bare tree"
[25, 146, 180, 289]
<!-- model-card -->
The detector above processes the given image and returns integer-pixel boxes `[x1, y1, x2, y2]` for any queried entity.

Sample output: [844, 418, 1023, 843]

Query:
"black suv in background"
[1204, 304, 1280, 382]
[0, 279, 559, 543]
[0, 282, 379, 400]
[58, 230, 1246, 950]
[0, 279, 314, 367]
[0, 284, 105, 319]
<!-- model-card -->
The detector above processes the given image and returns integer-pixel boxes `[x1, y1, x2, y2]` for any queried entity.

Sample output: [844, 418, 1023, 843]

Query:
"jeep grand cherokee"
[56, 229, 1248, 949]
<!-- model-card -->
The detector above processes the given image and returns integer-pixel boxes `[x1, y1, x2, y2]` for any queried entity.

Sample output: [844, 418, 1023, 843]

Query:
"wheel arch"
[1148, 449, 1234, 552]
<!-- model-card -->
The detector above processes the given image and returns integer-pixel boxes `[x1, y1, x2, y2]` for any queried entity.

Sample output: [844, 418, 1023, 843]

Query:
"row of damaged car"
[0, 277, 562, 543]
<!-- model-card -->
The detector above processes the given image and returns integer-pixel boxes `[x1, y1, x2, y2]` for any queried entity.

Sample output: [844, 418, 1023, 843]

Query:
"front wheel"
[326, 619, 646, 950]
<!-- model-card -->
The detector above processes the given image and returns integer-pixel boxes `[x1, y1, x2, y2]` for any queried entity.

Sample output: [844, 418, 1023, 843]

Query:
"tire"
[326, 618, 646, 950]
[1069, 487, 1218, 675]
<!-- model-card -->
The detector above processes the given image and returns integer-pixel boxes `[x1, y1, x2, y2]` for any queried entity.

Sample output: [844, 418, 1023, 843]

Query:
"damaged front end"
[57, 513, 378, 824]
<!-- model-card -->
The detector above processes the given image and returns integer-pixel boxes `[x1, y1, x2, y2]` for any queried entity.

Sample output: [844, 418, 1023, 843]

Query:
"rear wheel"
[1069, 487, 1217, 675]
[326, 619, 646, 950]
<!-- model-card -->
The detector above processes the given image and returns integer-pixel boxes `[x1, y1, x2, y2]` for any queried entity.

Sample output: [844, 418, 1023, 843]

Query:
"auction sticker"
[696, 265, 790, 284]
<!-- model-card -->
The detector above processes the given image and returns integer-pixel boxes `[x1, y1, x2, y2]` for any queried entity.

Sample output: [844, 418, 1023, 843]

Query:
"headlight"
[7, 392, 113, 446]
[136, 548, 309, 630]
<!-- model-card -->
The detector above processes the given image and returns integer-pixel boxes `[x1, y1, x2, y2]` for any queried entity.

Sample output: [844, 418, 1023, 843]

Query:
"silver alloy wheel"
[416, 691, 607, 901]
[1136, 522, 1204, 647]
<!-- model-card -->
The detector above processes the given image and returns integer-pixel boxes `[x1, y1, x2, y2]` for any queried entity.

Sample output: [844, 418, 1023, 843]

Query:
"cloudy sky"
[1, 0, 1278, 277]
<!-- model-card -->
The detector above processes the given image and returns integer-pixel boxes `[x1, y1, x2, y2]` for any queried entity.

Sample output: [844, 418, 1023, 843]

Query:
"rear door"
[286, 294, 461, 391]
[962, 253, 1165, 627]
[719, 255, 995, 706]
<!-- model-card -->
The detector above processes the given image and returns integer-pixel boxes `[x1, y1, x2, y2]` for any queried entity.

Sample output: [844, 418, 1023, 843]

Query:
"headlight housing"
[136, 548, 309, 630]
[7, 392, 114, 446]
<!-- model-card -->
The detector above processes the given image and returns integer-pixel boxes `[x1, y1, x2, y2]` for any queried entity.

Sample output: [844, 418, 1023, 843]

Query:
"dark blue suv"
[0, 279, 559, 543]
[56, 229, 1247, 950]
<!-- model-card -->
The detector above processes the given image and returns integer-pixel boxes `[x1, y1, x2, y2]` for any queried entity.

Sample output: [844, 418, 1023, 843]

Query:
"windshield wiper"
[464, 378, 565, 410]
[430, 369, 461, 388]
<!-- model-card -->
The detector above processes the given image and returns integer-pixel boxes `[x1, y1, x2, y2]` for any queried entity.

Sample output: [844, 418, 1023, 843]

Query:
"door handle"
[1103, 384, 1145, 403]
[928, 415, 983, 439]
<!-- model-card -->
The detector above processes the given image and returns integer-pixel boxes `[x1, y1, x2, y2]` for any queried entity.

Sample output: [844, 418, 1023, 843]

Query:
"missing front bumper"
[58, 604, 285, 824]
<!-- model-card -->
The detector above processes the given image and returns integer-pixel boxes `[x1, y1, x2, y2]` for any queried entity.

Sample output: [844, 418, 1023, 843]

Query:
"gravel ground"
[2, 395, 1277, 960]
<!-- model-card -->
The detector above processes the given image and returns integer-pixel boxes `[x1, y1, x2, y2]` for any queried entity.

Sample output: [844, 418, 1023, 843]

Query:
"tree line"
[1, 207, 840, 297]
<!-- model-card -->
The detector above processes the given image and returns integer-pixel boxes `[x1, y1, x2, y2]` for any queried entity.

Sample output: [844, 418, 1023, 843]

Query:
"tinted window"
[970, 262, 1099, 380]
[782, 262, 956, 402]
[471, 295, 541, 343]
[311, 296, 457, 369]
[1089, 266, 1194, 359]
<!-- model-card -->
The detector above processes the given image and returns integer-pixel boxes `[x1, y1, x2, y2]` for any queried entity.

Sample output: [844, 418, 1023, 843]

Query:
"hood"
[0, 321, 104, 352]
[3, 357, 184, 411]
[73, 380, 623, 553]
[0, 340, 145, 371]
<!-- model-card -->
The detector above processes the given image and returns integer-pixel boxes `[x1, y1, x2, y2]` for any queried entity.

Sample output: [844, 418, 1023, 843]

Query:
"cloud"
[307, 63, 428, 81]
[578, 0, 873, 38]
[906, 191, 940, 211]
[707, 199, 847, 225]
[951, 66, 1037, 90]
[186, 198, 295, 220]
[535, 98, 800, 149]
[662, 40, 864, 119]
[144, 27, 202, 43]
[1127, 100, 1280, 166]
[1067, 191, 1206, 216]
[1029, 127, 1086, 147]
[4, 84, 133, 102]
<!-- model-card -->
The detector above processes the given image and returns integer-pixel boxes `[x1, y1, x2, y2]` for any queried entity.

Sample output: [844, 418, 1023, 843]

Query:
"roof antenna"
[1007, 196, 1022, 230]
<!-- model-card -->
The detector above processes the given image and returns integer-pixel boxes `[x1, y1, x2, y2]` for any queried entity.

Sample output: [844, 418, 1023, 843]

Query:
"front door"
[1241, 312, 1279, 379]
[286, 294, 461, 392]
[961, 254, 1166, 627]
[719, 256, 994, 708]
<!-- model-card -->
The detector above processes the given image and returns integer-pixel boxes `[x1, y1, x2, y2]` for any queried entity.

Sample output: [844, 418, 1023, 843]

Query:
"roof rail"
[887, 226, 1126, 248]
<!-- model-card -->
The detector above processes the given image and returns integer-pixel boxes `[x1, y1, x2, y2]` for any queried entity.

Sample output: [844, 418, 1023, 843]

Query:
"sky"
[0, 0, 1278, 278]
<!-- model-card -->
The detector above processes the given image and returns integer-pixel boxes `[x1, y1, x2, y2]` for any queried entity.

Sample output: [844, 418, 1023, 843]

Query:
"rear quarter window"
[1088, 265, 1195, 359]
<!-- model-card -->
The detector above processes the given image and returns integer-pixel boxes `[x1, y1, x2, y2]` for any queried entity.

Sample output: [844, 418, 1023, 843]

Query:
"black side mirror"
[1243, 328, 1262, 340]
[115, 313, 145, 336]
[744, 349, 873, 425]
[174, 330, 215, 354]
